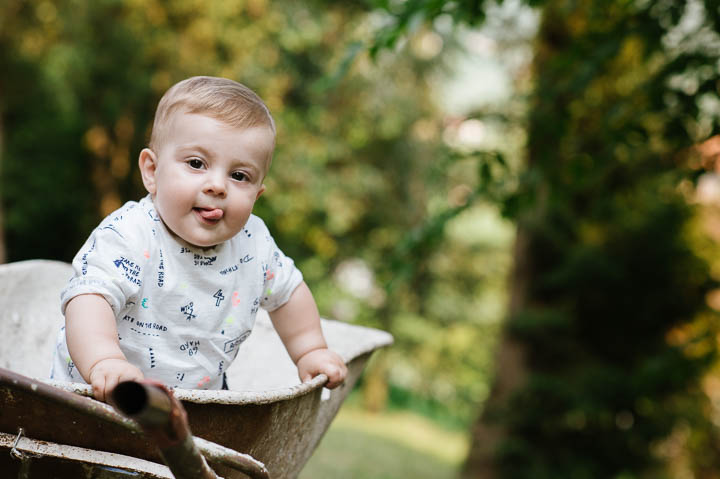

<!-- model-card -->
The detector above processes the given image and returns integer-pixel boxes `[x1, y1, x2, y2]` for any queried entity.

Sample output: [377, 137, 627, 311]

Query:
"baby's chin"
[166, 225, 225, 251]
[179, 235, 223, 250]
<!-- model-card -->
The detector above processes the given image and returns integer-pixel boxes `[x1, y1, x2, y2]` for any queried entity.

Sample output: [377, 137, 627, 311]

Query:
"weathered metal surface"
[112, 381, 175, 426]
[0, 260, 393, 479]
[180, 360, 369, 479]
[0, 260, 70, 378]
[0, 367, 152, 460]
[0, 430, 173, 478]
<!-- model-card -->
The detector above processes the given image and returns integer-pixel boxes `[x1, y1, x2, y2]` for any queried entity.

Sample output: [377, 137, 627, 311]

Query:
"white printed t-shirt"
[51, 195, 303, 390]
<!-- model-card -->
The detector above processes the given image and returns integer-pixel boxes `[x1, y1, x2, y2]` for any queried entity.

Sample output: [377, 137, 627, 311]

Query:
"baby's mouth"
[194, 207, 223, 221]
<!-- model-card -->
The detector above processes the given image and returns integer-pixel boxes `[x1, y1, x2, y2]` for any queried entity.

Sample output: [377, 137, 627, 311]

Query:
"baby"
[51, 76, 347, 401]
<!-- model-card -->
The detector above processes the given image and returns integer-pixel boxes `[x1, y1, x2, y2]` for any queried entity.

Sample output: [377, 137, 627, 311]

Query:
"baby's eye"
[231, 171, 248, 182]
[187, 158, 204, 169]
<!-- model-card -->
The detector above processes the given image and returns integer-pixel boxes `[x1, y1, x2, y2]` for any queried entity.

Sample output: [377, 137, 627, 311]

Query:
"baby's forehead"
[170, 109, 273, 132]
[159, 110, 275, 147]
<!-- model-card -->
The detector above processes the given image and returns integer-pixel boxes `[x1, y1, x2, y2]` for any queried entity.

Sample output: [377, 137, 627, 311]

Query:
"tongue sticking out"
[197, 208, 223, 220]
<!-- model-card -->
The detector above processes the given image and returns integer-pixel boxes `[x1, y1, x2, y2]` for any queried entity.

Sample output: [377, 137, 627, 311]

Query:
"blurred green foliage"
[374, 0, 720, 477]
[494, 0, 720, 475]
[0, 0, 511, 427]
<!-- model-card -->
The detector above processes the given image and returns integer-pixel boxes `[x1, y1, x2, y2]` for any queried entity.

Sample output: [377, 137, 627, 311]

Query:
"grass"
[299, 406, 469, 479]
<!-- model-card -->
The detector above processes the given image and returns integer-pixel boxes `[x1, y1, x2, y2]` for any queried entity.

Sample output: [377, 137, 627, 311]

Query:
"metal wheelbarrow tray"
[0, 260, 392, 478]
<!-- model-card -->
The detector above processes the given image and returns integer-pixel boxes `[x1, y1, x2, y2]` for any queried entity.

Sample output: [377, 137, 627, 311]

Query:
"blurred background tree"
[370, 0, 720, 477]
[3, 0, 720, 478]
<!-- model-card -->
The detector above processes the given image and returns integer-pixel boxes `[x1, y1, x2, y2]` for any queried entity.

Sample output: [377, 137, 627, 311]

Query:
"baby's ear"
[138, 148, 158, 195]
[256, 184, 266, 201]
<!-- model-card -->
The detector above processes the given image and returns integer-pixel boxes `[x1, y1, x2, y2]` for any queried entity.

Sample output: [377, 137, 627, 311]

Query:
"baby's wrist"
[88, 356, 129, 375]
[295, 346, 328, 364]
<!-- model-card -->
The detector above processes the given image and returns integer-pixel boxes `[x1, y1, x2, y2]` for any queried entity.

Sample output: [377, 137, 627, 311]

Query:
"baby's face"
[140, 112, 273, 248]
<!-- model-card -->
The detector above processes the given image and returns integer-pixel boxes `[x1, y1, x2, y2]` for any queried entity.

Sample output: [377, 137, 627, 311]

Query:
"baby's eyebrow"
[178, 145, 214, 157]
[232, 161, 261, 175]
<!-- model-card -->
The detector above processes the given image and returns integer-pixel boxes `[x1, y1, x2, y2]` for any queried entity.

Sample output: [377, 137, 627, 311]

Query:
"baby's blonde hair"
[149, 76, 276, 152]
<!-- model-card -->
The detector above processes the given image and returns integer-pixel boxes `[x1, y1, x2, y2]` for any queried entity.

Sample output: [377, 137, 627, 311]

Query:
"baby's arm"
[269, 282, 347, 389]
[65, 293, 143, 401]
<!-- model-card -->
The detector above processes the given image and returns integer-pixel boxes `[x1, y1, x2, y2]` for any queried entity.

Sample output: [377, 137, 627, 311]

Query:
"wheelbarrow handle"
[111, 380, 270, 479]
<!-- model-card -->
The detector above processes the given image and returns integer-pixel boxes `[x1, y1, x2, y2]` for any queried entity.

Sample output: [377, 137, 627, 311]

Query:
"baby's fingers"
[91, 375, 109, 402]
[118, 367, 144, 383]
[104, 375, 121, 401]
[324, 363, 348, 389]
[301, 373, 313, 384]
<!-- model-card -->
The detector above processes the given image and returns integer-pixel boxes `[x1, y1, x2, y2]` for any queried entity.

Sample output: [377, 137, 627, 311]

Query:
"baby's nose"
[203, 174, 226, 196]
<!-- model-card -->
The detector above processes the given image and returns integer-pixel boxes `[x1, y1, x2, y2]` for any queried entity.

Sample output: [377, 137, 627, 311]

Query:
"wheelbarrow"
[0, 260, 393, 478]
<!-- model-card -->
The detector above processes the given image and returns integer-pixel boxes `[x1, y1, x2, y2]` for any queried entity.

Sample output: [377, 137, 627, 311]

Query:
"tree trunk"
[461, 226, 532, 478]
[461, 4, 566, 476]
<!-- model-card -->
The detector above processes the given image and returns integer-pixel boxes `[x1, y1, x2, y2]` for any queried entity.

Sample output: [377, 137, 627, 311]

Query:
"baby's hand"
[88, 358, 144, 402]
[296, 348, 347, 389]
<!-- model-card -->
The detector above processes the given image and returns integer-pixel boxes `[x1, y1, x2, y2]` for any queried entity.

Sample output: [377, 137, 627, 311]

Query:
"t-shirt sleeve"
[253, 219, 304, 312]
[60, 214, 145, 315]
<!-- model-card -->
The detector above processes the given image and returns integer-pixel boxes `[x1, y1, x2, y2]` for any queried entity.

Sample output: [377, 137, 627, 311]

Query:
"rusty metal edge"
[194, 437, 270, 479]
[1, 367, 270, 478]
[45, 374, 329, 405]
[0, 430, 174, 478]
[0, 367, 143, 434]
